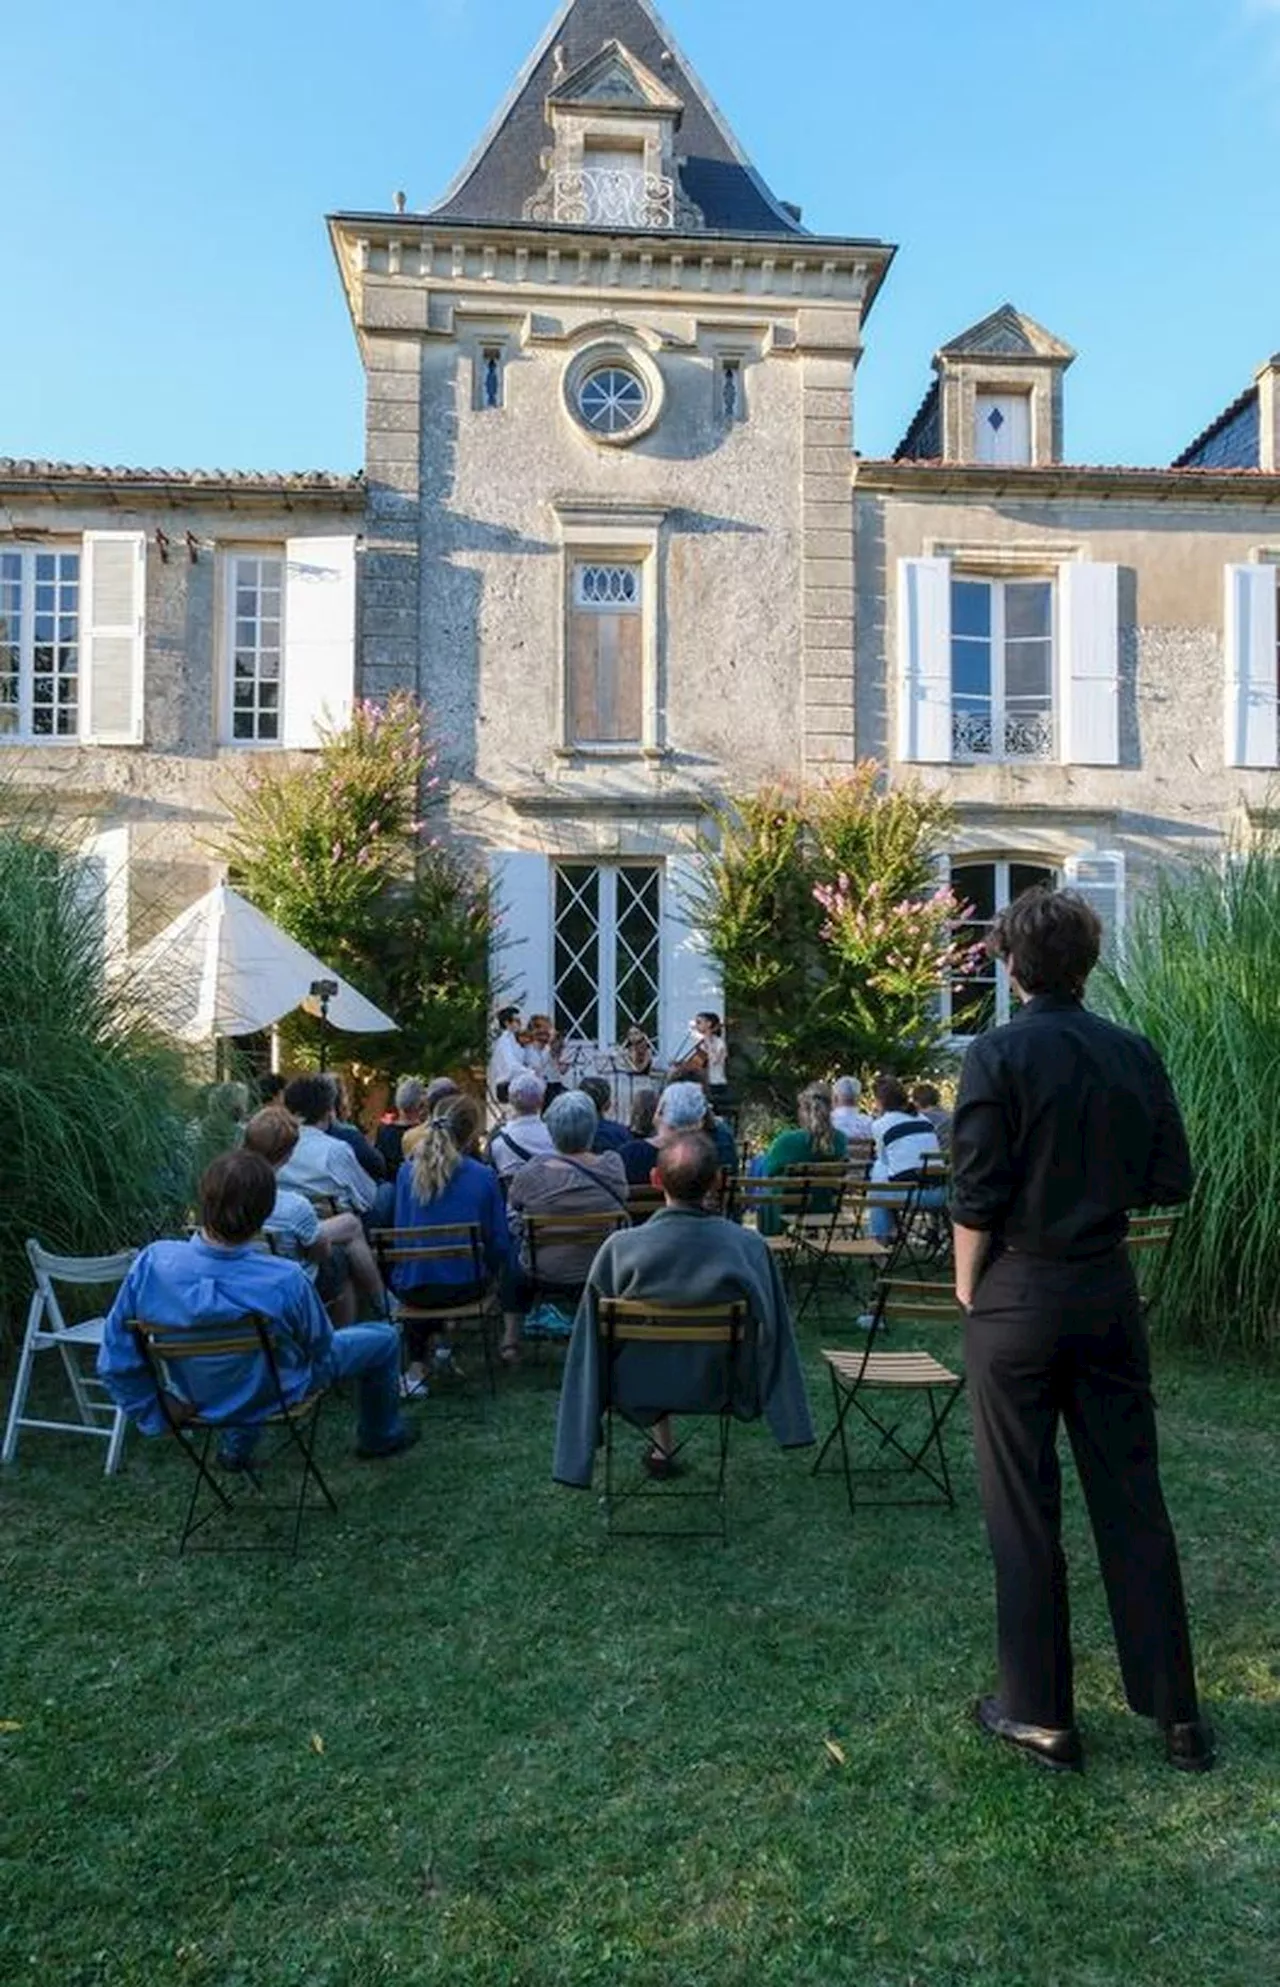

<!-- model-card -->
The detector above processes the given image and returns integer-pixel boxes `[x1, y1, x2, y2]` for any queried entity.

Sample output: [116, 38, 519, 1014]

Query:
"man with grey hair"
[375, 1075, 429, 1175]
[488, 1069, 555, 1185]
[832, 1075, 876, 1144]
[658, 1080, 738, 1176]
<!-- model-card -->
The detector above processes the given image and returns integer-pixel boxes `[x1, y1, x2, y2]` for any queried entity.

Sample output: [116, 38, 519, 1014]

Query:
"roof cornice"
[855, 459, 1280, 503]
[0, 460, 364, 509]
[327, 209, 895, 258]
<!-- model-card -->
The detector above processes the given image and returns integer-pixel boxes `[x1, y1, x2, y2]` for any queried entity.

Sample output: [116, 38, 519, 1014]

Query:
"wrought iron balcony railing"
[553, 168, 676, 230]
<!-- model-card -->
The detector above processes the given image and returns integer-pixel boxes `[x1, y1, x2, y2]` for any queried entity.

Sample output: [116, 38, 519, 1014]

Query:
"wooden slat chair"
[521, 1210, 629, 1349]
[371, 1224, 499, 1394]
[728, 1172, 819, 1288]
[2, 1242, 137, 1476]
[895, 1159, 953, 1275]
[813, 1278, 966, 1514]
[597, 1298, 748, 1542]
[845, 1137, 877, 1180]
[797, 1179, 918, 1314]
[1126, 1208, 1184, 1318]
[129, 1313, 337, 1555]
[626, 1184, 666, 1226]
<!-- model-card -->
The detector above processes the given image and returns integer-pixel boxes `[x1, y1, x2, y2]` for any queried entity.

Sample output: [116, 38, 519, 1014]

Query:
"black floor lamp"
[310, 978, 339, 1072]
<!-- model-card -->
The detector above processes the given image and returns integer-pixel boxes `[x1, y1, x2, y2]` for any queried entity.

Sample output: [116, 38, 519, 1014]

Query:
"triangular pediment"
[549, 39, 683, 114]
[940, 303, 1075, 363]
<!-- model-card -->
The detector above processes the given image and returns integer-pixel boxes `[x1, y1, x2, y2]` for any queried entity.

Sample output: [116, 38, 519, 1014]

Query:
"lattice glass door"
[554, 862, 661, 1051]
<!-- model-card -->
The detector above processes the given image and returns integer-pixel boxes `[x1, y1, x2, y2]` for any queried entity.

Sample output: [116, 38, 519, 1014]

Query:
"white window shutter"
[663, 854, 724, 1055]
[82, 531, 146, 744]
[490, 852, 552, 1013]
[1058, 561, 1119, 765]
[1064, 850, 1126, 967]
[1223, 564, 1278, 768]
[73, 826, 131, 976]
[282, 536, 357, 748]
[897, 556, 952, 763]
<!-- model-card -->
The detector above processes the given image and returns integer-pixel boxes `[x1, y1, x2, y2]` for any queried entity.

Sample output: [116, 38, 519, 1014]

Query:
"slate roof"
[427, 0, 810, 238]
[1172, 383, 1261, 471]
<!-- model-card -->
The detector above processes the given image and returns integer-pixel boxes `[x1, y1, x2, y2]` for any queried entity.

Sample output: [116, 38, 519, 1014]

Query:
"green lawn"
[1, 1309, 1276, 1987]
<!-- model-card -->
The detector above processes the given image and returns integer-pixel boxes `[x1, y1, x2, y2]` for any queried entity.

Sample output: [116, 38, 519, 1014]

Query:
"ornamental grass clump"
[0, 825, 192, 1336]
[1096, 840, 1280, 1357]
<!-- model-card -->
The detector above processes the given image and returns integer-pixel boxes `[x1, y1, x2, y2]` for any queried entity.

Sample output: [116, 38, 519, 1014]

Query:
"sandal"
[398, 1371, 430, 1401]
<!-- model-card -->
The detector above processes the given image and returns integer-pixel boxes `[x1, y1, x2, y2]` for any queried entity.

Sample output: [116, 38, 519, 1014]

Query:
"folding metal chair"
[130, 1314, 337, 1555]
[3, 1241, 136, 1475]
[813, 1277, 966, 1513]
[372, 1223, 499, 1393]
[896, 1159, 952, 1274]
[597, 1297, 748, 1543]
[795, 1179, 917, 1317]
[728, 1172, 818, 1291]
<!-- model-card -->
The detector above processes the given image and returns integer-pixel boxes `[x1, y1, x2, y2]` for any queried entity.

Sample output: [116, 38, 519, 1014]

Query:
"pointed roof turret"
[427, 0, 808, 236]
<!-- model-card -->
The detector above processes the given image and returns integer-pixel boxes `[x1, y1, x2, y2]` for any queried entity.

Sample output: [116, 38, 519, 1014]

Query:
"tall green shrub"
[221, 694, 493, 1080]
[695, 765, 970, 1097]
[1097, 841, 1280, 1357]
[0, 825, 193, 1333]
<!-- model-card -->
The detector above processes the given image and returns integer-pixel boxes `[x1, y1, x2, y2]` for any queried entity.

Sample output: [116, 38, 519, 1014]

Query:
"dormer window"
[524, 38, 702, 233]
[975, 390, 1031, 465]
[579, 137, 647, 226]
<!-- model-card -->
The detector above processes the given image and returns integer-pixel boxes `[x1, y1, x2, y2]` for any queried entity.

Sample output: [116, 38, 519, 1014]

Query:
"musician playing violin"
[671, 1011, 729, 1100]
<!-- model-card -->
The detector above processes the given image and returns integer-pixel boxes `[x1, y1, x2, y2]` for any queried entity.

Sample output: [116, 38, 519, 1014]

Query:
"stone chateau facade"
[5, 0, 1280, 1050]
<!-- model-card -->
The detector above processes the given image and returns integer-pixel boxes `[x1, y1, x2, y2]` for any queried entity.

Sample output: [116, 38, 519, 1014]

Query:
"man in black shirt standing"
[951, 886, 1212, 1773]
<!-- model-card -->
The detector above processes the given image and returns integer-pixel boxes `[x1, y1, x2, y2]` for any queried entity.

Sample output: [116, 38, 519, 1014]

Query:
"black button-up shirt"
[950, 994, 1193, 1262]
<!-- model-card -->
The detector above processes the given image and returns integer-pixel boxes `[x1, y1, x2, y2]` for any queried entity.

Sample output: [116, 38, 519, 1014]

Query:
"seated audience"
[553, 1132, 815, 1486]
[619, 1086, 661, 1186]
[488, 1070, 556, 1186]
[279, 1075, 378, 1214]
[243, 1106, 386, 1326]
[376, 1076, 428, 1174]
[324, 1074, 388, 1181]
[257, 1072, 287, 1107]
[97, 1150, 417, 1465]
[868, 1074, 945, 1240]
[392, 1093, 516, 1390]
[507, 1090, 630, 1312]
[910, 1081, 953, 1154]
[658, 1078, 738, 1177]
[831, 1075, 877, 1145]
[579, 1076, 631, 1154]
[426, 1076, 461, 1110]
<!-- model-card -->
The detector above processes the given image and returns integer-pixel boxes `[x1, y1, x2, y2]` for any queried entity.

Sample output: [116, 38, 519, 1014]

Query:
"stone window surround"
[563, 337, 665, 447]
[552, 502, 667, 762]
[940, 363, 1059, 468]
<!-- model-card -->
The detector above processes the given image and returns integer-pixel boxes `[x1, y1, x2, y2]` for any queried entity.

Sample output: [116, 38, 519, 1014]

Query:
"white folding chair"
[2, 1241, 136, 1475]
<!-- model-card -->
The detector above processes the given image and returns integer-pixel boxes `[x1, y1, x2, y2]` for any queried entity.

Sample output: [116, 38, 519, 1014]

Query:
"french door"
[553, 862, 662, 1052]
[947, 859, 1057, 1037]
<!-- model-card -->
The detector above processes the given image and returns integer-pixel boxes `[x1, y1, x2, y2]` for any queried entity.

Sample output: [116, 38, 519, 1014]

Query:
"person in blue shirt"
[579, 1077, 632, 1154]
[392, 1093, 517, 1385]
[98, 1149, 417, 1466]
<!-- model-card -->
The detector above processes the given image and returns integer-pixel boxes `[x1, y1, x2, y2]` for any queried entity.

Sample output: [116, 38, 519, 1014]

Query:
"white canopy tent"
[127, 884, 397, 1043]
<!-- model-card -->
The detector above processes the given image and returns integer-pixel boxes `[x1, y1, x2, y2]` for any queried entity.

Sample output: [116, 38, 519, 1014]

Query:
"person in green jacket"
[756, 1084, 848, 1235]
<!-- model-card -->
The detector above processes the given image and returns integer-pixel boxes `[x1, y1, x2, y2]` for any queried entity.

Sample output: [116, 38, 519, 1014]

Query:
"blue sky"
[5, 0, 1279, 471]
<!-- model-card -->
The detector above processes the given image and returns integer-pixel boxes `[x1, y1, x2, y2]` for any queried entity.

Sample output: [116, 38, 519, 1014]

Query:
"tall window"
[481, 347, 504, 410]
[567, 562, 643, 745]
[948, 859, 1057, 1036]
[952, 576, 1054, 761]
[0, 547, 81, 742]
[229, 554, 283, 743]
[554, 862, 661, 1050]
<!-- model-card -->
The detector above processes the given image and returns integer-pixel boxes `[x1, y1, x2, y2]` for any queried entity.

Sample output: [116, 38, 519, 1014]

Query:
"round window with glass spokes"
[577, 364, 649, 436]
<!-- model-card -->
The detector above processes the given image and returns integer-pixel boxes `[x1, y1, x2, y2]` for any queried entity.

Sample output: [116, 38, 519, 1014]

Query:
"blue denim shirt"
[392, 1155, 513, 1293]
[98, 1235, 334, 1435]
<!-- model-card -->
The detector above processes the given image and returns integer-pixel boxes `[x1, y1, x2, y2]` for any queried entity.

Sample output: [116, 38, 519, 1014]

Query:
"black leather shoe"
[974, 1695, 1084, 1772]
[1164, 1717, 1216, 1772]
[355, 1423, 422, 1462]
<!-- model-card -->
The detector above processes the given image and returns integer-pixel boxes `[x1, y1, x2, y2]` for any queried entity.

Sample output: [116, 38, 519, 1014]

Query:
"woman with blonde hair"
[393, 1094, 514, 1394]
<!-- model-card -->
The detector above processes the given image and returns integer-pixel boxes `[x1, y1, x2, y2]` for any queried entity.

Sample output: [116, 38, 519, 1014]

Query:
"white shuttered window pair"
[221, 536, 356, 748]
[1223, 564, 1279, 769]
[897, 556, 1120, 767]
